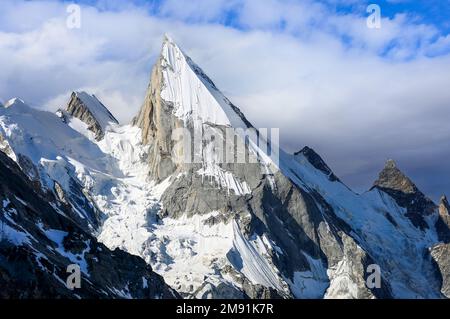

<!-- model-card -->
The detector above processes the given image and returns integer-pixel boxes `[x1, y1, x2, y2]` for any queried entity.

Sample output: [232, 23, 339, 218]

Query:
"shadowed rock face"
[436, 196, 450, 242]
[372, 162, 449, 298]
[374, 159, 418, 194]
[132, 56, 181, 182]
[131, 37, 392, 299]
[294, 146, 340, 182]
[440, 196, 450, 218]
[0, 133, 14, 158]
[372, 160, 437, 230]
[431, 243, 450, 298]
[66, 92, 118, 141]
[2, 36, 448, 300]
[0, 151, 178, 299]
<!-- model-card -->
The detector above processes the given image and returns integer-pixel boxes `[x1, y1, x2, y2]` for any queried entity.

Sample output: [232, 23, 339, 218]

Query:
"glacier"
[0, 35, 449, 299]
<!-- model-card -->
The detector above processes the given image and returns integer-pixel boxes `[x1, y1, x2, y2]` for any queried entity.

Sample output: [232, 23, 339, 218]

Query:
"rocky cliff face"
[294, 146, 340, 182]
[436, 196, 450, 242]
[0, 35, 449, 299]
[65, 91, 119, 141]
[132, 54, 182, 181]
[430, 243, 450, 298]
[374, 159, 418, 193]
[130, 36, 435, 299]
[0, 150, 178, 299]
[439, 196, 450, 226]
[372, 159, 437, 230]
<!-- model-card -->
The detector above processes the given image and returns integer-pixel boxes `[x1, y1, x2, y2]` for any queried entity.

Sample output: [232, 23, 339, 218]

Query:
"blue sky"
[70, 0, 450, 33]
[0, 0, 449, 200]
[72, 0, 450, 39]
[376, 0, 450, 32]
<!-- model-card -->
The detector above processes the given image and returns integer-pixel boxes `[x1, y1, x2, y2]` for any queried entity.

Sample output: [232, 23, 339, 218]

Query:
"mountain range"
[0, 35, 449, 299]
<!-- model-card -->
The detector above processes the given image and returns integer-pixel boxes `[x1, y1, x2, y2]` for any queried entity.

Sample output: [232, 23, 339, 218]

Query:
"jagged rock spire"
[65, 91, 118, 141]
[436, 194, 450, 243]
[294, 146, 339, 182]
[372, 159, 436, 230]
[132, 35, 255, 181]
[373, 159, 418, 194]
[440, 195, 450, 217]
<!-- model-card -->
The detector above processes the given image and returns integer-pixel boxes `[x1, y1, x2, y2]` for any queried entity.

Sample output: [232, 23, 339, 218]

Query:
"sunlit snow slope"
[1, 36, 448, 299]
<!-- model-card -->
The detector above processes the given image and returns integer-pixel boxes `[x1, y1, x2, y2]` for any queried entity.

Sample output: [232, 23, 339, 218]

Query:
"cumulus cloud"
[0, 0, 449, 199]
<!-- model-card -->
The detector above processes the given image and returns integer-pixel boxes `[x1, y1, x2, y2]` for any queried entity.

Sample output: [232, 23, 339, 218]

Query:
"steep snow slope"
[0, 99, 118, 231]
[283, 152, 442, 298]
[0, 98, 284, 297]
[131, 36, 448, 299]
[63, 91, 119, 141]
[1, 36, 448, 299]
[160, 36, 250, 130]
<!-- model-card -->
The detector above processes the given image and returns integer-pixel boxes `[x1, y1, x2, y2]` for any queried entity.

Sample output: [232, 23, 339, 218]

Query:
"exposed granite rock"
[439, 196, 450, 221]
[0, 133, 15, 159]
[0, 150, 178, 299]
[132, 38, 392, 299]
[374, 159, 417, 193]
[66, 92, 118, 141]
[132, 56, 180, 181]
[294, 146, 340, 182]
[372, 159, 437, 230]
[13, 151, 102, 234]
[193, 265, 286, 299]
[430, 243, 450, 298]
[436, 195, 450, 242]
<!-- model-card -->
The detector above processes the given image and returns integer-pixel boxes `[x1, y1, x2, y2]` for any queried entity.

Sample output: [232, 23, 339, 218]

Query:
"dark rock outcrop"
[372, 159, 437, 230]
[436, 195, 450, 242]
[66, 92, 118, 141]
[430, 243, 450, 298]
[132, 36, 390, 299]
[0, 150, 178, 299]
[294, 146, 340, 182]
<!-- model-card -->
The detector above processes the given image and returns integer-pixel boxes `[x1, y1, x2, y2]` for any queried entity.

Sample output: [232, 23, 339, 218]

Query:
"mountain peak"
[294, 146, 340, 182]
[65, 91, 118, 140]
[4, 98, 27, 109]
[440, 195, 450, 213]
[132, 34, 258, 182]
[437, 194, 450, 242]
[163, 33, 175, 46]
[143, 34, 252, 129]
[373, 159, 436, 230]
[385, 159, 397, 169]
[374, 159, 418, 194]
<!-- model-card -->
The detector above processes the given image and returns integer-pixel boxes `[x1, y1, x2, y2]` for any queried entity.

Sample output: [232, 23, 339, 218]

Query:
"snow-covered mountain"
[58, 92, 119, 141]
[0, 147, 177, 298]
[1, 35, 449, 299]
